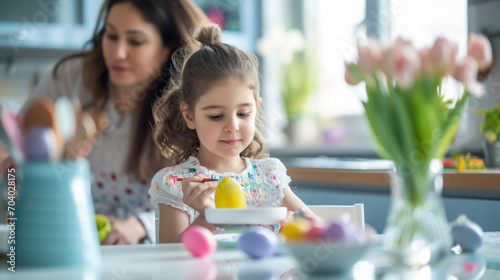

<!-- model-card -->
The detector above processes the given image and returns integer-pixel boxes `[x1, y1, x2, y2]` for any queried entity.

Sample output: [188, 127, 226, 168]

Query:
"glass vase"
[383, 159, 452, 267]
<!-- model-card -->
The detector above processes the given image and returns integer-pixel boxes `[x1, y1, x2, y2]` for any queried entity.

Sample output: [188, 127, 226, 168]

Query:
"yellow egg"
[281, 219, 311, 241]
[215, 177, 247, 208]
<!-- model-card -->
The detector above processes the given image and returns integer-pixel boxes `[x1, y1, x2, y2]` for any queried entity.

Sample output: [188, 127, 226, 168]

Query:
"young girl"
[149, 24, 315, 243]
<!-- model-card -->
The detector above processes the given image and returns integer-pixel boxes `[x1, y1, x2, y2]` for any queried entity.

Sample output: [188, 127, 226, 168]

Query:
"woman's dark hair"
[153, 24, 268, 165]
[53, 0, 209, 180]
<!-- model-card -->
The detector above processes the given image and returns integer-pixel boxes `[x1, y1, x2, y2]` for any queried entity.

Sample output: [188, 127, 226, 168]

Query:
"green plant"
[476, 104, 500, 143]
[280, 51, 317, 122]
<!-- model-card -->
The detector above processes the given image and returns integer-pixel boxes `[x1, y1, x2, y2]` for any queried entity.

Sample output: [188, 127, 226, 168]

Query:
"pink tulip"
[453, 56, 482, 96]
[429, 37, 458, 77]
[419, 47, 435, 77]
[345, 62, 361, 85]
[393, 36, 413, 48]
[468, 34, 493, 71]
[382, 38, 421, 88]
[357, 40, 382, 75]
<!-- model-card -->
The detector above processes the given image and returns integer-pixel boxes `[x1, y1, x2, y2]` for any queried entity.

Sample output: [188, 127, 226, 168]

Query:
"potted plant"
[280, 50, 317, 123]
[280, 50, 318, 145]
[476, 104, 500, 167]
[257, 29, 318, 145]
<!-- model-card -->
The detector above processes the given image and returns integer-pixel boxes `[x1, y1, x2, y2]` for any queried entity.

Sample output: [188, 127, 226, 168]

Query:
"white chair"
[307, 203, 365, 231]
[155, 207, 160, 244]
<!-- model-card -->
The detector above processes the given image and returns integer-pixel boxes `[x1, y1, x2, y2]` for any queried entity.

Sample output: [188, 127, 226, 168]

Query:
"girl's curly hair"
[153, 24, 268, 165]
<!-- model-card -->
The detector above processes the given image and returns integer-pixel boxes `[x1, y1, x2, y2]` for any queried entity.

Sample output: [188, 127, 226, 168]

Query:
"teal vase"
[15, 159, 101, 267]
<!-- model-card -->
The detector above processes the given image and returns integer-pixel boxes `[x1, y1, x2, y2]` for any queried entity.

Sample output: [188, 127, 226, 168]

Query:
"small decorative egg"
[237, 227, 279, 259]
[281, 219, 310, 241]
[24, 126, 57, 160]
[451, 220, 483, 252]
[324, 221, 362, 245]
[95, 214, 112, 243]
[181, 226, 217, 257]
[304, 226, 327, 241]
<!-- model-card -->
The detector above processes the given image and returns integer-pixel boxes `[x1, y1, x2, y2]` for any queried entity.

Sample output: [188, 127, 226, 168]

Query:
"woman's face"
[102, 2, 170, 88]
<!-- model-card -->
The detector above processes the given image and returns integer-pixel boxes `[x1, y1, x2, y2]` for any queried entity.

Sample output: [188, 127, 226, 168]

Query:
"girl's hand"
[181, 174, 218, 215]
[101, 215, 147, 245]
[278, 210, 295, 228]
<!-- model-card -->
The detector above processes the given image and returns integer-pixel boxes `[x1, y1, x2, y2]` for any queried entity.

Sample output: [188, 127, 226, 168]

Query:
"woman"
[21, 0, 209, 244]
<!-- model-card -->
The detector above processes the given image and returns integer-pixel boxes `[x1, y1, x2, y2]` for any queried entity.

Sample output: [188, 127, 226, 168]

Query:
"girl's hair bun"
[194, 24, 222, 46]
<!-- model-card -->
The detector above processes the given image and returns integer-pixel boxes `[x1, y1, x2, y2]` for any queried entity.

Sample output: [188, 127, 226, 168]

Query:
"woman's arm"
[101, 215, 147, 245]
[158, 203, 215, 243]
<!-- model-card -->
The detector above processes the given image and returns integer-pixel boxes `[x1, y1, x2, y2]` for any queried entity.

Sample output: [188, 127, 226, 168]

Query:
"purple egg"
[237, 227, 279, 259]
[324, 221, 363, 245]
[24, 126, 57, 160]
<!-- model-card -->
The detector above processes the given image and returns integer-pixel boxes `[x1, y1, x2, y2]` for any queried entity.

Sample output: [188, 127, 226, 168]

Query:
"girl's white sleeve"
[148, 168, 197, 217]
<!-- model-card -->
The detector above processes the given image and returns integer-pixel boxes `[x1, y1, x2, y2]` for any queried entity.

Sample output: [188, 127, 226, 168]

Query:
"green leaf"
[434, 93, 469, 159]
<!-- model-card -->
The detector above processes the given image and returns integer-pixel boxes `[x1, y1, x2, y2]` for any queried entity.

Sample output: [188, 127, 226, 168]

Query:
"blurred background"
[0, 0, 499, 158]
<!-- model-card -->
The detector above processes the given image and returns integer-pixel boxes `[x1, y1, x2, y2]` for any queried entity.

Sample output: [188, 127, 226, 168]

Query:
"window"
[264, 0, 470, 154]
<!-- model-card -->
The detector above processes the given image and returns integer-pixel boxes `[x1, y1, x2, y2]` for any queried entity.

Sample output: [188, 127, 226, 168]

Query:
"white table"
[1, 232, 500, 280]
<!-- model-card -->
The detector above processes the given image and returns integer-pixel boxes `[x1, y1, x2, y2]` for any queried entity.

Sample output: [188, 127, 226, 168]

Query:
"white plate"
[205, 207, 287, 225]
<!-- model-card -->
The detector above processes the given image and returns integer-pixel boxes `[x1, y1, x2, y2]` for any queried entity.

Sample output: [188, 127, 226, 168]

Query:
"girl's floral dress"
[148, 156, 291, 232]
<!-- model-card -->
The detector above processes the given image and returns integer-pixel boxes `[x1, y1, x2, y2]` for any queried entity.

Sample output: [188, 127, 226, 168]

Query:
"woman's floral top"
[148, 156, 291, 233]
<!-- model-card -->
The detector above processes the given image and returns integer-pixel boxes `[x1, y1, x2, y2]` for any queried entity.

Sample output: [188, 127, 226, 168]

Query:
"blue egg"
[451, 221, 483, 252]
[24, 126, 57, 160]
[237, 227, 279, 259]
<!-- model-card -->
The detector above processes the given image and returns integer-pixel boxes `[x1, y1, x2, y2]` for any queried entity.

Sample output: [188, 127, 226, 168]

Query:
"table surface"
[1, 232, 500, 280]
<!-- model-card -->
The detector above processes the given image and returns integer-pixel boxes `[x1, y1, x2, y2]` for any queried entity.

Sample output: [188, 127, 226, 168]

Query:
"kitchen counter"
[283, 157, 500, 198]
[283, 157, 500, 232]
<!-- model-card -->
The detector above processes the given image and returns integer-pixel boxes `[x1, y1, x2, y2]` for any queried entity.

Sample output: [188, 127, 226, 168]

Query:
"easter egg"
[451, 220, 483, 252]
[281, 219, 310, 241]
[304, 225, 327, 241]
[23, 98, 63, 157]
[182, 226, 217, 257]
[214, 177, 247, 208]
[95, 215, 112, 243]
[24, 126, 57, 160]
[237, 227, 279, 259]
[324, 221, 362, 245]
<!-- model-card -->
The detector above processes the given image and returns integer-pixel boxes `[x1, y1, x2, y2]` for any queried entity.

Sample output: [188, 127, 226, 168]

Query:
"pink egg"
[304, 226, 327, 241]
[181, 226, 217, 257]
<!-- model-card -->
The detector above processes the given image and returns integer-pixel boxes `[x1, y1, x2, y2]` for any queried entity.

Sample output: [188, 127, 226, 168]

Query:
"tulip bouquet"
[345, 34, 492, 205]
[345, 34, 492, 264]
